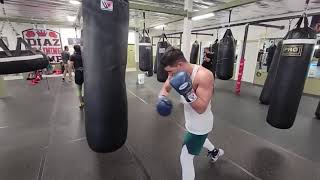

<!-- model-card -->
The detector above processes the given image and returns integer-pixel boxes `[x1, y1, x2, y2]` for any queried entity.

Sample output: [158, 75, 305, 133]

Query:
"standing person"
[157, 47, 224, 180]
[202, 47, 217, 78]
[69, 45, 84, 108]
[61, 46, 71, 82]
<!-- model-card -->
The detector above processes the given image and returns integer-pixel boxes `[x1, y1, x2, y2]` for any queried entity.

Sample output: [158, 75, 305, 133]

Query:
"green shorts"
[183, 132, 208, 155]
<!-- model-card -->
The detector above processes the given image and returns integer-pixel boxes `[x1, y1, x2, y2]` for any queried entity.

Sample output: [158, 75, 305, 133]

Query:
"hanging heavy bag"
[83, 0, 129, 152]
[0, 37, 49, 75]
[267, 16, 317, 129]
[259, 40, 284, 105]
[190, 41, 199, 64]
[316, 101, 320, 119]
[139, 34, 153, 72]
[216, 29, 236, 80]
[210, 40, 219, 74]
[157, 40, 170, 82]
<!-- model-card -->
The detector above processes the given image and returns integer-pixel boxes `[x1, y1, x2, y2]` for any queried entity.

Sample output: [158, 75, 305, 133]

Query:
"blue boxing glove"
[170, 71, 197, 103]
[156, 95, 173, 116]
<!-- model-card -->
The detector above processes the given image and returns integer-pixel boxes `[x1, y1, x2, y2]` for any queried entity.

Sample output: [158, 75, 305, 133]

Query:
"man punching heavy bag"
[190, 41, 200, 64]
[267, 16, 317, 129]
[157, 40, 170, 82]
[259, 40, 284, 105]
[216, 29, 236, 80]
[83, 0, 129, 152]
[139, 35, 153, 76]
[316, 101, 320, 119]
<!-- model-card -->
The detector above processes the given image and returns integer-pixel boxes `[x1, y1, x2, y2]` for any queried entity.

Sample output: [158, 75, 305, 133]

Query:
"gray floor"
[0, 71, 319, 180]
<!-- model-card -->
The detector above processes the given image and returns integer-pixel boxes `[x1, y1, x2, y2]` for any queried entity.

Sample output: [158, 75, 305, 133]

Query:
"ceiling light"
[192, 13, 215, 21]
[154, 24, 167, 29]
[69, 0, 81, 5]
[67, 16, 76, 22]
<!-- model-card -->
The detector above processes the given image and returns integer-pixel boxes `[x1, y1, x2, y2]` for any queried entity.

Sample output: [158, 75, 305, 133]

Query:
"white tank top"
[181, 65, 214, 135]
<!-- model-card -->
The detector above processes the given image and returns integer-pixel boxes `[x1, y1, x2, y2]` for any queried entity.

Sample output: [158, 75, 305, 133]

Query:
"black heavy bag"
[190, 41, 199, 64]
[216, 29, 236, 80]
[157, 41, 170, 82]
[259, 40, 284, 105]
[210, 40, 219, 73]
[139, 36, 153, 72]
[83, 0, 129, 152]
[0, 37, 49, 75]
[316, 101, 320, 119]
[267, 16, 317, 129]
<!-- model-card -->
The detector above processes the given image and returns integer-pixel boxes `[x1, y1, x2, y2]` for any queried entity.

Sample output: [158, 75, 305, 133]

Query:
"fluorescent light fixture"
[192, 13, 215, 21]
[69, 0, 81, 5]
[67, 16, 76, 22]
[154, 24, 167, 29]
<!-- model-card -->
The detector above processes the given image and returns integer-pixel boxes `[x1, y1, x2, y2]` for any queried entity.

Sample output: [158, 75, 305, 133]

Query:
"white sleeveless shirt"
[181, 65, 214, 135]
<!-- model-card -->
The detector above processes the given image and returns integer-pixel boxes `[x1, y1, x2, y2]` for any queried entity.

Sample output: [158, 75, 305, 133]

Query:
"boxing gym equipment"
[267, 15, 317, 129]
[190, 40, 199, 64]
[170, 71, 197, 103]
[210, 39, 219, 74]
[0, 37, 49, 75]
[316, 101, 320, 120]
[139, 12, 153, 76]
[259, 40, 284, 105]
[216, 10, 236, 80]
[216, 29, 236, 80]
[83, 0, 129, 152]
[156, 95, 173, 116]
[156, 34, 171, 82]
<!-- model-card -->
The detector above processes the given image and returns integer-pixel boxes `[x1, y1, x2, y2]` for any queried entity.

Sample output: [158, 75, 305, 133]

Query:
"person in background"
[202, 47, 216, 78]
[61, 46, 71, 82]
[69, 45, 85, 108]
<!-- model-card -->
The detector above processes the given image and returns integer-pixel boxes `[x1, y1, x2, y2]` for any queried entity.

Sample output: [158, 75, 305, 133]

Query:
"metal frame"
[192, 8, 320, 32]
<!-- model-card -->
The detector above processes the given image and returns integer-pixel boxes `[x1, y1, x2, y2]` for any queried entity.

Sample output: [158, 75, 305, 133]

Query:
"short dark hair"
[160, 46, 187, 67]
[74, 45, 81, 53]
[64, 46, 68, 50]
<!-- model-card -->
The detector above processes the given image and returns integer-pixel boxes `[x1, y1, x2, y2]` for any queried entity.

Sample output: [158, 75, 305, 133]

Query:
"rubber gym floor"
[0, 71, 319, 180]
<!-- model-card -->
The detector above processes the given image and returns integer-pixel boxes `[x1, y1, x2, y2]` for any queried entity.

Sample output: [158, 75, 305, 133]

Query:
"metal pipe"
[241, 24, 250, 59]
[192, 8, 320, 32]
[252, 23, 285, 30]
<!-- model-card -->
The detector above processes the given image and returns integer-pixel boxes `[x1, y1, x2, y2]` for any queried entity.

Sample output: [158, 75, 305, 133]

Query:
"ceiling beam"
[191, 0, 257, 17]
[0, 17, 74, 27]
[129, 2, 187, 16]
[192, 8, 320, 32]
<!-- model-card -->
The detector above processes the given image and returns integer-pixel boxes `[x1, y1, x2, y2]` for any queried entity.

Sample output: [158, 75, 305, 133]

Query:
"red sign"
[22, 28, 63, 62]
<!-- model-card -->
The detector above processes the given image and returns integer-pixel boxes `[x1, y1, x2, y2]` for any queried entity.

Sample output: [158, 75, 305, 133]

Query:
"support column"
[182, 0, 193, 61]
[135, 30, 140, 71]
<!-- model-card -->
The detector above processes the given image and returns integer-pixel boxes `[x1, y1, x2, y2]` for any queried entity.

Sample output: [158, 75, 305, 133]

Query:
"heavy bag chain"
[1, 3, 20, 37]
[228, 9, 232, 27]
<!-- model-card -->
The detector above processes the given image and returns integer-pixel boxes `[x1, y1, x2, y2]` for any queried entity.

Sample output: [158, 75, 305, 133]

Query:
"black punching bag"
[216, 29, 236, 80]
[316, 101, 320, 119]
[259, 40, 284, 105]
[267, 16, 317, 129]
[190, 41, 199, 64]
[139, 36, 153, 72]
[157, 41, 170, 82]
[83, 0, 128, 152]
[210, 40, 219, 74]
